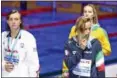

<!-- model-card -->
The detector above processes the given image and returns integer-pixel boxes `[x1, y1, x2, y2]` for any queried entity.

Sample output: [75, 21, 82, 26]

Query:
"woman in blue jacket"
[64, 16, 105, 78]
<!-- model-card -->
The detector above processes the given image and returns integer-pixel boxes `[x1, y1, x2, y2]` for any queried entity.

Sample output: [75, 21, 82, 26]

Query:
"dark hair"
[6, 10, 24, 31]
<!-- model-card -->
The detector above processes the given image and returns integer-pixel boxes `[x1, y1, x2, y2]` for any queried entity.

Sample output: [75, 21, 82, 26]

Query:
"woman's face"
[78, 21, 92, 49]
[80, 21, 92, 39]
[84, 21, 92, 35]
[83, 6, 94, 18]
[7, 12, 21, 30]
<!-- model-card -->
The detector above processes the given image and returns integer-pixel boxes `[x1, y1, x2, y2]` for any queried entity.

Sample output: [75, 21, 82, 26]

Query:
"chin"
[12, 27, 19, 30]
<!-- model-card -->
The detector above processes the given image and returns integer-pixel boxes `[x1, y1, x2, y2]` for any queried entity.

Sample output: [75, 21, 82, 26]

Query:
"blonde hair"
[84, 4, 98, 24]
[75, 16, 91, 33]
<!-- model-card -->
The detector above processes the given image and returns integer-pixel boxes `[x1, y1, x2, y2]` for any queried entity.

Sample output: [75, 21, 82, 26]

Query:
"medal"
[5, 30, 21, 65]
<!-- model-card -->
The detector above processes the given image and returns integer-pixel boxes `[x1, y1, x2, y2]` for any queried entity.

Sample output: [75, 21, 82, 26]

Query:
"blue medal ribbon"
[7, 30, 21, 64]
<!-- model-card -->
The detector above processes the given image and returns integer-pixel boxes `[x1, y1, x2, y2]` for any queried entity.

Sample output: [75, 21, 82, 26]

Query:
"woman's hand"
[62, 72, 69, 78]
[5, 62, 14, 72]
[79, 39, 87, 50]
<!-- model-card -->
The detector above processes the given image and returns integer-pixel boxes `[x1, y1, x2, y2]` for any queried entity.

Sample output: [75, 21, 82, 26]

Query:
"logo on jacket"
[72, 51, 77, 55]
[84, 51, 92, 54]
[65, 50, 69, 56]
[20, 43, 24, 48]
[33, 47, 37, 52]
